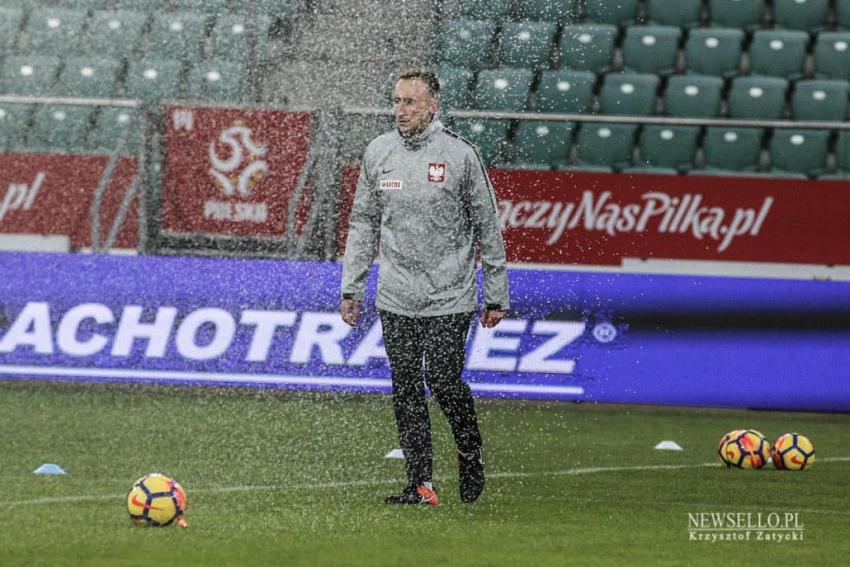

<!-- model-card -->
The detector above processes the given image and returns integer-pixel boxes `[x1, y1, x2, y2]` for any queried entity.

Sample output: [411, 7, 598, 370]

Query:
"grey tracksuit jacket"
[341, 118, 510, 317]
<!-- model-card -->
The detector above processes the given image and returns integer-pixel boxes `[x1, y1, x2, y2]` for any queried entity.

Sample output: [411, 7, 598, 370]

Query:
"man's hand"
[480, 308, 506, 328]
[340, 298, 361, 327]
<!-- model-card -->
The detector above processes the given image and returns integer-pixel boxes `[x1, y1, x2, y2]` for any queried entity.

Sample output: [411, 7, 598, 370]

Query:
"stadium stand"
[621, 25, 682, 75]
[572, 123, 639, 172]
[664, 74, 725, 117]
[59, 57, 122, 98]
[23, 8, 87, 55]
[646, 0, 704, 28]
[186, 59, 245, 103]
[450, 117, 510, 164]
[518, 0, 579, 23]
[498, 21, 557, 69]
[584, 0, 640, 26]
[599, 73, 659, 116]
[123, 58, 183, 102]
[534, 69, 596, 113]
[769, 129, 831, 178]
[624, 125, 701, 175]
[727, 76, 789, 119]
[31, 105, 94, 153]
[84, 10, 149, 58]
[699, 127, 765, 175]
[438, 20, 496, 70]
[558, 24, 617, 72]
[814, 32, 850, 79]
[0, 103, 32, 152]
[772, 0, 830, 32]
[684, 27, 744, 78]
[512, 120, 574, 169]
[748, 30, 809, 80]
[436, 66, 474, 110]
[461, 0, 514, 21]
[473, 68, 534, 112]
[1, 55, 61, 96]
[92, 107, 143, 155]
[708, 0, 765, 31]
[792, 80, 850, 121]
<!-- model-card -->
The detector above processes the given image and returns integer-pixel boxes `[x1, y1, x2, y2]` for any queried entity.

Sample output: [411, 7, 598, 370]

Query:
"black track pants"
[380, 310, 483, 486]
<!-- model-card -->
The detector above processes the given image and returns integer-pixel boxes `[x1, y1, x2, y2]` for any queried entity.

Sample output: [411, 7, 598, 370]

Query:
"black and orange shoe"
[458, 448, 484, 503]
[385, 482, 439, 506]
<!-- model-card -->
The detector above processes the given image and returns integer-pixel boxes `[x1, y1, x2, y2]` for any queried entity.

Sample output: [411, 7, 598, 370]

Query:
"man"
[340, 69, 510, 506]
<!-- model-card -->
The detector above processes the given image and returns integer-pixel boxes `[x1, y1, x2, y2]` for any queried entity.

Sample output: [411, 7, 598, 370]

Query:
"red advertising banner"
[162, 105, 312, 237]
[0, 152, 138, 249]
[338, 166, 850, 266]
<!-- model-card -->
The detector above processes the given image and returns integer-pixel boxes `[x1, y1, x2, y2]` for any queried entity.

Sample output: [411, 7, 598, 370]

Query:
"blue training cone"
[33, 463, 67, 475]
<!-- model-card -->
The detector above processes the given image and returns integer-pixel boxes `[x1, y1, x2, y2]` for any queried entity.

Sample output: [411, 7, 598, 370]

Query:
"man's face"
[393, 78, 439, 135]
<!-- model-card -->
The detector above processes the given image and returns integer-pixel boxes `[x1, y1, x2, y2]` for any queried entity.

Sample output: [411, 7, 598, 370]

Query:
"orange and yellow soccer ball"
[127, 473, 188, 527]
[718, 429, 770, 469]
[771, 433, 816, 471]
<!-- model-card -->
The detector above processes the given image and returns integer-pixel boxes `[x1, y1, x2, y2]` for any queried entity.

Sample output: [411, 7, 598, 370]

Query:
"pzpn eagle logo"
[428, 163, 446, 183]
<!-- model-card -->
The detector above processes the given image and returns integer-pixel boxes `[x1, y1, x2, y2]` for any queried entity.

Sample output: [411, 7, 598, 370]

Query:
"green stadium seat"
[625, 125, 700, 174]
[701, 127, 764, 173]
[748, 30, 809, 80]
[772, 0, 829, 32]
[24, 9, 87, 55]
[599, 73, 659, 116]
[59, 57, 121, 98]
[831, 130, 850, 174]
[1, 55, 60, 95]
[498, 21, 557, 69]
[174, 0, 232, 12]
[113, 0, 167, 10]
[584, 0, 639, 26]
[473, 68, 534, 111]
[838, 0, 850, 30]
[792, 80, 850, 121]
[518, 0, 579, 23]
[435, 67, 473, 110]
[621, 25, 681, 76]
[57, 0, 110, 8]
[708, 0, 765, 30]
[727, 76, 789, 119]
[558, 24, 617, 72]
[32, 105, 95, 153]
[534, 69, 595, 113]
[210, 14, 274, 63]
[0, 104, 32, 152]
[450, 118, 510, 165]
[768, 129, 830, 178]
[187, 59, 244, 102]
[461, 0, 514, 21]
[145, 12, 207, 61]
[512, 120, 574, 168]
[92, 107, 143, 155]
[124, 59, 183, 103]
[814, 32, 850, 80]
[684, 27, 743, 78]
[437, 20, 496, 71]
[0, 9, 24, 54]
[646, 0, 704, 28]
[664, 74, 724, 118]
[85, 11, 148, 58]
[573, 123, 638, 172]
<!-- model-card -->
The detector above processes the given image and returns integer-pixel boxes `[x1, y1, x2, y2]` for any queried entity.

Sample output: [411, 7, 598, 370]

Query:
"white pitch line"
[2, 457, 849, 509]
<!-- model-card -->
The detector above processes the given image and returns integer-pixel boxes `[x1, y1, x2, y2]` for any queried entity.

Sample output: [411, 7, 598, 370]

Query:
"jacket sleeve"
[340, 154, 380, 301]
[465, 150, 510, 310]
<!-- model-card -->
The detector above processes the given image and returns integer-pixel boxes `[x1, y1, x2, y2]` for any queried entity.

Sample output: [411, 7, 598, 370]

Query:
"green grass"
[1, 380, 848, 566]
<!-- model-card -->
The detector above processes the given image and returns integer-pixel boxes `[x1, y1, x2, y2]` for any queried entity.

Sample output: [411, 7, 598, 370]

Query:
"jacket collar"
[397, 118, 443, 150]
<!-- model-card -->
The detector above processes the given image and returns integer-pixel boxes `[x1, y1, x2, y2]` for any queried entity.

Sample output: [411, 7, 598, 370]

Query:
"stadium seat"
[461, 0, 514, 21]
[518, 0, 579, 23]
[684, 27, 744, 78]
[646, 0, 704, 28]
[572, 123, 639, 172]
[0, 55, 61, 96]
[624, 125, 701, 174]
[210, 14, 274, 63]
[498, 21, 557, 70]
[814, 32, 850, 80]
[558, 24, 618, 72]
[701, 127, 764, 173]
[435, 67, 473, 110]
[768, 129, 830, 178]
[599, 73, 659, 116]
[450, 118, 510, 165]
[437, 20, 496, 71]
[0, 9, 24, 54]
[621, 25, 682, 76]
[829, 130, 850, 175]
[838, 0, 850, 30]
[772, 0, 829, 33]
[792, 80, 850, 121]
[512, 120, 574, 169]
[32, 105, 94, 153]
[145, 12, 207, 61]
[187, 60, 244, 103]
[24, 9, 87, 55]
[92, 107, 143, 155]
[85, 11, 149, 58]
[534, 69, 596, 113]
[0, 104, 32, 152]
[473, 68, 534, 112]
[584, 0, 639, 26]
[664, 74, 724, 118]
[124, 59, 184, 103]
[59, 57, 121, 98]
[708, 0, 765, 30]
[727, 76, 789, 119]
[748, 30, 809, 80]
[174, 0, 231, 12]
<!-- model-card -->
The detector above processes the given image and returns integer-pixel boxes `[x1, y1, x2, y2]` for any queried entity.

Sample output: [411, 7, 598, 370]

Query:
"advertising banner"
[161, 105, 312, 237]
[337, 166, 850, 266]
[0, 152, 139, 248]
[0, 252, 848, 412]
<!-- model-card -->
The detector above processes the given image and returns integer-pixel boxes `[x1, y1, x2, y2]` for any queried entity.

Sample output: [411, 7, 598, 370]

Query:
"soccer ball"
[126, 473, 188, 527]
[771, 433, 816, 471]
[718, 429, 769, 469]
